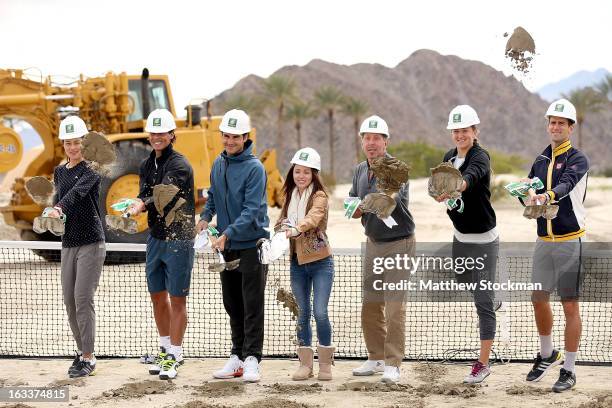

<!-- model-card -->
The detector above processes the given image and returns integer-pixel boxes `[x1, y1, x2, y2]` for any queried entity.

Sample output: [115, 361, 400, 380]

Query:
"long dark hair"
[280, 164, 328, 219]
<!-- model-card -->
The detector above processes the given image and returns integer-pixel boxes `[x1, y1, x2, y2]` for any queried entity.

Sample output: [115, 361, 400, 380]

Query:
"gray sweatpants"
[61, 241, 106, 354]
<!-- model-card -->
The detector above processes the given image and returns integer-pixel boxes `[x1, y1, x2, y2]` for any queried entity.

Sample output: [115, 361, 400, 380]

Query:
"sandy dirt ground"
[1, 359, 611, 408]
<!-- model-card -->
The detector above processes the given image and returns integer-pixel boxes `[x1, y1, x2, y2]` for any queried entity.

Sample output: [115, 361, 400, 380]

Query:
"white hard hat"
[145, 109, 177, 133]
[59, 116, 88, 140]
[290, 147, 321, 171]
[219, 109, 251, 135]
[447, 105, 480, 130]
[359, 115, 389, 137]
[545, 98, 577, 123]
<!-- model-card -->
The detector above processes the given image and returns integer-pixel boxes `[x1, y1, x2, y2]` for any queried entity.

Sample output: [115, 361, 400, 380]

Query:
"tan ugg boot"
[292, 347, 314, 380]
[317, 345, 335, 381]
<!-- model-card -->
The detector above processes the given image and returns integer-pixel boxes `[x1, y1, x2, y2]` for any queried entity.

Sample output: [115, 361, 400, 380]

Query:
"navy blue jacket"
[520, 140, 589, 241]
[201, 139, 269, 250]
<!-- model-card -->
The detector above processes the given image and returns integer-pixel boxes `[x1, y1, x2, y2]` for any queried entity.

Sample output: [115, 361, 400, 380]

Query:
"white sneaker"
[463, 361, 490, 384]
[381, 366, 401, 384]
[242, 356, 261, 382]
[213, 354, 244, 379]
[352, 360, 385, 376]
[159, 354, 182, 380]
[148, 347, 168, 375]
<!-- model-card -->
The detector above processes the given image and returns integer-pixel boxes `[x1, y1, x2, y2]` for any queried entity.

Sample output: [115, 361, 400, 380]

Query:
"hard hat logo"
[228, 118, 237, 128]
[369, 120, 378, 128]
[453, 113, 462, 123]
[554, 104, 564, 112]
[66, 124, 74, 133]
[299, 152, 309, 161]
[152, 118, 162, 126]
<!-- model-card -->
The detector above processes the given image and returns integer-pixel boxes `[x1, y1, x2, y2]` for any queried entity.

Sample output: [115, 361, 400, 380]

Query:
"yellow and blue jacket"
[521, 140, 589, 242]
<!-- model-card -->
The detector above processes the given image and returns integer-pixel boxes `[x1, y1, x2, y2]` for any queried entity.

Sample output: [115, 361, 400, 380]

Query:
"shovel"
[206, 226, 240, 272]
[105, 213, 138, 234]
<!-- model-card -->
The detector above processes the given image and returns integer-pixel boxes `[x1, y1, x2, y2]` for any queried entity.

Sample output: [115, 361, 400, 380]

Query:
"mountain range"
[537, 68, 610, 101]
[212, 50, 611, 181]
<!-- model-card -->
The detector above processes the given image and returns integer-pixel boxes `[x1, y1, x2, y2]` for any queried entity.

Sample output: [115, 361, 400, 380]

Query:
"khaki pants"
[361, 235, 415, 367]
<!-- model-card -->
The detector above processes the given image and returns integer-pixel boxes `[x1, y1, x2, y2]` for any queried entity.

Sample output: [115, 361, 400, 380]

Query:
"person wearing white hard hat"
[434, 105, 499, 384]
[129, 108, 196, 380]
[519, 98, 589, 392]
[45, 115, 107, 378]
[197, 109, 270, 382]
[349, 115, 416, 384]
[273, 147, 335, 381]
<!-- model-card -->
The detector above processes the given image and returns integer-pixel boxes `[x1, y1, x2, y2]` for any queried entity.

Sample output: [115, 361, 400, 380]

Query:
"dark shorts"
[532, 238, 583, 300]
[146, 236, 195, 296]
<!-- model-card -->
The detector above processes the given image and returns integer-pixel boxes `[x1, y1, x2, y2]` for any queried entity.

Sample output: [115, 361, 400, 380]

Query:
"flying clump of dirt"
[276, 287, 299, 319]
[505, 26, 536, 73]
[82, 132, 117, 176]
[25, 176, 54, 207]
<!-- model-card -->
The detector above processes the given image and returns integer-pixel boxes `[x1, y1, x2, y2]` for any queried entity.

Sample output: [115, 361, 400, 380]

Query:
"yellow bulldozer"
[0, 68, 284, 246]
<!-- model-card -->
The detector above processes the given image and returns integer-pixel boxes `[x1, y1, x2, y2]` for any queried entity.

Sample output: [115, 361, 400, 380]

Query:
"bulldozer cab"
[125, 75, 176, 130]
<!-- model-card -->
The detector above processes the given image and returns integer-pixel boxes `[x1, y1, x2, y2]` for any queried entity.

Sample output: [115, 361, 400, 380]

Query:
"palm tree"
[562, 87, 605, 149]
[222, 93, 268, 121]
[314, 86, 345, 179]
[342, 97, 368, 164]
[263, 75, 296, 154]
[596, 73, 612, 102]
[286, 99, 318, 148]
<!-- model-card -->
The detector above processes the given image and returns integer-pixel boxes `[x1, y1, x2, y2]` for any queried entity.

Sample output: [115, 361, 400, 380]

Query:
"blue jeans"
[290, 255, 334, 346]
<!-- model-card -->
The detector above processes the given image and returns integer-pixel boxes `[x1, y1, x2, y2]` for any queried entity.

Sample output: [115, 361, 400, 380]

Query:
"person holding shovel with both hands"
[195, 109, 269, 383]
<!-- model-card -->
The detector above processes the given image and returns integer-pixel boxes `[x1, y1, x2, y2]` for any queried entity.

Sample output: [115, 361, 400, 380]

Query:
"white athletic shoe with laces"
[352, 360, 385, 376]
[159, 353, 183, 380]
[242, 356, 261, 382]
[213, 354, 244, 379]
[381, 366, 401, 384]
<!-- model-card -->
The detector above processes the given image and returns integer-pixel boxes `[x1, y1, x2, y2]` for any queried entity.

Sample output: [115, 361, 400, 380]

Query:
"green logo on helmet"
[299, 152, 309, 161]
[65, 124, 74, 133]
[453, 113, 462, 123]
[228, 118, 237, 128]
[554, 104, 564, 112]
[152, 118, 162, 126]
[369, 120, 378, 128]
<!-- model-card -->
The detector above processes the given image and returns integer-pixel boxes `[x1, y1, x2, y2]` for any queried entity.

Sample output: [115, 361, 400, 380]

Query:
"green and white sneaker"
[159, 353, 183, 380]
[148, 347, 168, 375]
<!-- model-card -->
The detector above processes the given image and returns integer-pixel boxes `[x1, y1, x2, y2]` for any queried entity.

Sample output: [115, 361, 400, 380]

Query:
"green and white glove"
[343, 197, 361, 219]
[110, 198, 139, 212]
[505, 177, 545, 198]
[445, 197, 465, 213]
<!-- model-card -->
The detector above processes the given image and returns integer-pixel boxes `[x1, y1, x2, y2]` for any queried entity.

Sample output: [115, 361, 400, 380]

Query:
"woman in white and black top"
[434, 105, 499, 384]
[47, 115, 106, 378]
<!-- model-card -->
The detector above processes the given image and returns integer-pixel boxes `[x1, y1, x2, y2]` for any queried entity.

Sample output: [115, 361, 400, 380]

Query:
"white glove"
[258, 232, 290, 264]
[193, 230, 211, 253]
[286, 227, 301, 237]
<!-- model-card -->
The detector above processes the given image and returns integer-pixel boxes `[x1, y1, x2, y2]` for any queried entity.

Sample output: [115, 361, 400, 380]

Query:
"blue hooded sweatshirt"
[200, 139, 269, 250]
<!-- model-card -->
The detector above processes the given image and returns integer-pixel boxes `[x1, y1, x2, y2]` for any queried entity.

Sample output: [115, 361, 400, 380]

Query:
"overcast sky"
[2, 0, 611, 112]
